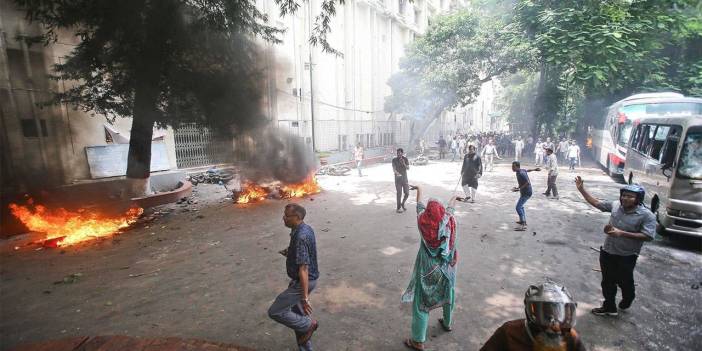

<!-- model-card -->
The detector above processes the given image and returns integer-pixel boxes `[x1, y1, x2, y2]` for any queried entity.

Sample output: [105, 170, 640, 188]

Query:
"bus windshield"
[678, 127, 702, 180]
[617, 119, 634, 146]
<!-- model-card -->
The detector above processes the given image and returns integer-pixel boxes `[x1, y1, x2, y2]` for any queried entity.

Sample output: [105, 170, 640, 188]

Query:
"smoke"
[240, 128, 317, 184]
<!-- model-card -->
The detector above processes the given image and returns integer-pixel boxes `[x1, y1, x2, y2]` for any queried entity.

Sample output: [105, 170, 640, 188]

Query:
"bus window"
[649, 125, 671, 161]
[637, 125, 655, 153]
[617, 119, 634, 147]
[630, 124, 643, 148]
[678, 127, 702, 180]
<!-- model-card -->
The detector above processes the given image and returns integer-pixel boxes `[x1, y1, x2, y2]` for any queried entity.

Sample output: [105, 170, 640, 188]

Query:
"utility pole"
[307, 1, 316, 152]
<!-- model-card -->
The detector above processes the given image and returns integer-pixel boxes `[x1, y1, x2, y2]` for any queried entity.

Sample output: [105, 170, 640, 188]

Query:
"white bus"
[624, 116, 702, 238]
[591, 93, 702, 176]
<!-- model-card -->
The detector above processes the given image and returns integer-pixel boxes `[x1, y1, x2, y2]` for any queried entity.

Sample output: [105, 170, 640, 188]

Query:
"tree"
[385, 9, 536, 145]
[14, 0, 344, 196]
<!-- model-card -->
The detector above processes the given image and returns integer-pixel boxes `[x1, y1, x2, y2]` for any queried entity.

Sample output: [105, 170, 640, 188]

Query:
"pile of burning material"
[234, 175, 321, 204]
[411, 155, 429, 166]
[315, 165, 351, 176]
[188, 168, 235, 186]
[8, 200, 143, 248]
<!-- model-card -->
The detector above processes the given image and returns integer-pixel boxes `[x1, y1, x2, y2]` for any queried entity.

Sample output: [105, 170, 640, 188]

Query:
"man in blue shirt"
[268, 203, 319, 350]
[511, 161, 540, 231]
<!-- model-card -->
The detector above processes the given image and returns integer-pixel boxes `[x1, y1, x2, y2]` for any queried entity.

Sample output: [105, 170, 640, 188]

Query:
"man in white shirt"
[458, 136, 467, 156]
[534, 138, 544, 166]
[567, 140, 581, 171]
[542, 147, 559, 199]
[557, 137, 569, 162]
[450, 137, 459, 162]
[513, 137, 524, 161]
[354, 143, 364, 176]
[482, 139, 501, 172]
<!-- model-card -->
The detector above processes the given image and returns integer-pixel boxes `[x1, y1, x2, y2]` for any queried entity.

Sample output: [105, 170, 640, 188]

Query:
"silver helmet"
[524, 280, 577, 331]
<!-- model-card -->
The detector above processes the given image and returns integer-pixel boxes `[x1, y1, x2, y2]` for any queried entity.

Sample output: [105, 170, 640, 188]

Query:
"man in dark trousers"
[268, 203, 320, 350]
[438, 136, 447, 159]
[575, 177, 656, 316]
[460, 145, 482, 203]
[392, 148, 410, 213]
[512, 161, 540, 231]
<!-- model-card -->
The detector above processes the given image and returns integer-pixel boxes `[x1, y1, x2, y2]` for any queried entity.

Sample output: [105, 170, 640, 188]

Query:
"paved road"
[1, 156, 700, 350]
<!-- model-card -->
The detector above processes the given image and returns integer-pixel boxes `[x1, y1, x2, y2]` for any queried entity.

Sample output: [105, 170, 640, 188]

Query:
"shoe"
[591, 306, 618, 316]
[298, 319, 318, 345]
[542, 192, 549, 196]
[618, 300, 633, 311]
[402, 205, 407, 211]
[514, 225, 527, 231]
[396, 209, 403, 213]
[438, 318, 452, 332]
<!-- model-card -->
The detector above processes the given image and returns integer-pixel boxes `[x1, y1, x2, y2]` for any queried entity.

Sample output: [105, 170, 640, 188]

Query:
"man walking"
[268, 204, 320, 350]
[393, 148, 411, 213]
[534, 138, 544, 166]
[461, 145, 483, 203]
[575, 177, 656, 316]
[557, 137, 569, 162]
[354, 143, 364, 177]
[482, 139, 501, 172]
[542, 147, 559, 200]
[567, 140, 580, 171]
[450, 136, 459, 162]
[512, 161, 540, 231]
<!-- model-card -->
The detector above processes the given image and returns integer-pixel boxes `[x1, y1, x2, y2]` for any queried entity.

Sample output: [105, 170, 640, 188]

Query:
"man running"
[575, 177, 656, 316]
[482, 139, 501, 172]
[512, 161, 540, 231]
[461, 145, 483, 203]
[393, 148, 411, 213]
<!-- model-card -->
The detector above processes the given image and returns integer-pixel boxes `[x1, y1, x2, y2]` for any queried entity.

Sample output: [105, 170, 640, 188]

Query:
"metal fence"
[173, 123, 229, 168]
[277, 119, 412, 152]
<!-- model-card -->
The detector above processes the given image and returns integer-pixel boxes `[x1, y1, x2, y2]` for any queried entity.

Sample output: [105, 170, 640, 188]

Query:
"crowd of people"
[266, 133, 656, 351]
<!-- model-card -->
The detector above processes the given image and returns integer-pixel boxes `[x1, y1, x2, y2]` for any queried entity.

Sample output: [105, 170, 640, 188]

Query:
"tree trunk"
[408, 109, 444, 151]
[125, 0, 170, 197]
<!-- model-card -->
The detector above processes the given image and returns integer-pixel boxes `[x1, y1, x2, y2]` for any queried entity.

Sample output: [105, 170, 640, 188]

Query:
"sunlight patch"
[381, 246, 403, 256]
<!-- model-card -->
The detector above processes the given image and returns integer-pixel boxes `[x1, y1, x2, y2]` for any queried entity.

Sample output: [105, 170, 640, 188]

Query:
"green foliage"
[386, 9, 536, 119]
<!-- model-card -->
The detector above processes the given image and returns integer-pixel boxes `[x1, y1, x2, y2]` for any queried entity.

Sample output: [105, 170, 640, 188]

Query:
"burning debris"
[8, 200, 143, 247]
[234, 175, 321, 204]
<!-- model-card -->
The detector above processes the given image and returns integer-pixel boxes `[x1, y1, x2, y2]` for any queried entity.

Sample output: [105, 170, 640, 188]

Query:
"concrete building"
[0, 0, 472, 193]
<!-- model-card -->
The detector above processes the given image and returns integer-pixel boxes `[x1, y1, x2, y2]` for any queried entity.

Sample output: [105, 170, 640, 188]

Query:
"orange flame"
[280, 176, 321, 198]
[8, 202, 143, 247]
[236, 182, 269, 204]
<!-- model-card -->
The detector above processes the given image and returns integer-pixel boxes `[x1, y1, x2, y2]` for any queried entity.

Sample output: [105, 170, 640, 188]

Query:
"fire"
[280, 176, 321, 198]
[8, 202, 143, 247]
[235, 175, 321, 204]
[235, 182, 269, 204]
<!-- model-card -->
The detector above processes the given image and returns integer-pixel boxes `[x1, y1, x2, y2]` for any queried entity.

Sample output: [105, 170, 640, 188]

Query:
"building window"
[21, 119, 48, 138]
[338, 134, 348, 151]
[398, 0, 406, 15]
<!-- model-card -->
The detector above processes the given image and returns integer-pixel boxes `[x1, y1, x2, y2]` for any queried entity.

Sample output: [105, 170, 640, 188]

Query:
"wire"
[276, 88, 385, 114]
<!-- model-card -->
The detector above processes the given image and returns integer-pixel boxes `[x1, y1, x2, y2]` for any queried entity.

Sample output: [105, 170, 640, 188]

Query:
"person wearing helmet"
[574, 176, 656, 316]
[480, 280, 586, 351]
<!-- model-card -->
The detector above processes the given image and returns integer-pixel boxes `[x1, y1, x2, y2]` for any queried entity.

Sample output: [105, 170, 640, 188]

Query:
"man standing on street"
[567, 140, 581, 171]
[393, 148, 411, 213]
[482, 139, 501, 172]
[461, 145, 483, 203]
[534, 138, 544, 166]
[450, 136, 459, 162]
[438, 136, 447, 160]
[543, 147, 559, 200]
[268, 203, 320, 350]
[574, 177, 656, 316]
[514, 136, 525, 162]
[512, 161, 540, 231]
[354, 143, 364, 177]
[557, 137, 569, 162]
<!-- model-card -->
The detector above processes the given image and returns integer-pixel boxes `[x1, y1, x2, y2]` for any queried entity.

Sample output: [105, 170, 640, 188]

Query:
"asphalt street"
[1, 156, 700, 350]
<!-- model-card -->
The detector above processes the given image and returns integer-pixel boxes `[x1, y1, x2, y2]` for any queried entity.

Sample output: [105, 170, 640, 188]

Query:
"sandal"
[438, 318, 452, 332]
[404, 338, 425, 350]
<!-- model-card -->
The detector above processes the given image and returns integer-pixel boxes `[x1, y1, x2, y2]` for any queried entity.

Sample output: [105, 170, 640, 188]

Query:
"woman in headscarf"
[402, 185, 459, 350]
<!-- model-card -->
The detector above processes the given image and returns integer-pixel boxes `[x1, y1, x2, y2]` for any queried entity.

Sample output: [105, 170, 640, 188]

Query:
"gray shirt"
[596, 201, 656, 256]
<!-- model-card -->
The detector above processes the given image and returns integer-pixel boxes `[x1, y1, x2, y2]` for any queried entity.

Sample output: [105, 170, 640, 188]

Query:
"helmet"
[524, 280, 577, 331]
[620, 184, 645, 204]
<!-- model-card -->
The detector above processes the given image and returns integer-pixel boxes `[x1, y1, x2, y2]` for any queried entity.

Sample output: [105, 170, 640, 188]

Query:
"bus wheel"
[628, 173, 633, 185]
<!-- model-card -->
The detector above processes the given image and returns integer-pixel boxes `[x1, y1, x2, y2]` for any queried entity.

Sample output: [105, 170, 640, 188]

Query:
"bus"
[624, 115, 702, 237]
[591, 93, 702, 176]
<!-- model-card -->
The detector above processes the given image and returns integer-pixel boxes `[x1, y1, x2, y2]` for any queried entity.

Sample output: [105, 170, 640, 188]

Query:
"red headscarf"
[418, 200, 456, 249]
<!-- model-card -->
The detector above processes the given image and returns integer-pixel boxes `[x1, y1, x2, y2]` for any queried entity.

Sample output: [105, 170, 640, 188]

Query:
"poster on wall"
[85, 142, 171, 179]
